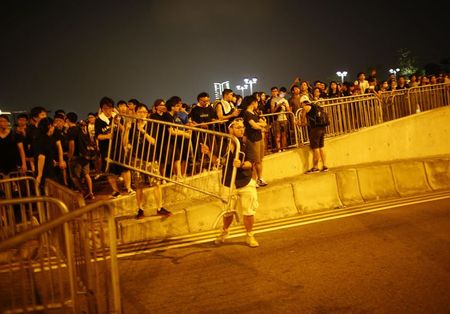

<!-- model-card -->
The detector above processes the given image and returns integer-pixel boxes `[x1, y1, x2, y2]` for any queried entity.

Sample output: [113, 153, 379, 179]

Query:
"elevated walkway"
[111, 105, 450, 244]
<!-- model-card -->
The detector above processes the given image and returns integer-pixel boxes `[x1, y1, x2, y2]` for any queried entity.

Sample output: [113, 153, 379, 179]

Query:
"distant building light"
[213, 81, 230, 100]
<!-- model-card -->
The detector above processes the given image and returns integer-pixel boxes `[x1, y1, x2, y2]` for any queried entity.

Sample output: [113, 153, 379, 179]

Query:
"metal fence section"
[407, 83, 450, 114]
[0, 199, 121, 314]
[45, 178, 86, 211]
[107, 114, 241, 205]
[0, 176, 42, 240]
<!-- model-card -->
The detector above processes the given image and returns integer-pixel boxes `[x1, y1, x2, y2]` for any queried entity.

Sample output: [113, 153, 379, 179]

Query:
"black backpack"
[308, 103, 330, 128]
[78, 125, 97, 160]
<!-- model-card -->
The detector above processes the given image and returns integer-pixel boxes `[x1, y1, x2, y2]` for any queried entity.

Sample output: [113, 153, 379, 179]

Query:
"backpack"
[308, 103, 330, 128]
[78, 125, 97, 160]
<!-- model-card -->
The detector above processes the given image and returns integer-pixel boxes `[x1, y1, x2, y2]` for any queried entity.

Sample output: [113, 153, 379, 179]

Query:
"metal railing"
[260, 111, 299, 152]
[294, 83, 449, 144]
[107, 114, 241, 209]
[45, 178, 86, 211]
[0, 198, 121, 314]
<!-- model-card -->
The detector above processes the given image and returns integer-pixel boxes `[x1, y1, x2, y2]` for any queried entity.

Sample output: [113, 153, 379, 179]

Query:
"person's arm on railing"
[55, 140, 66, 170]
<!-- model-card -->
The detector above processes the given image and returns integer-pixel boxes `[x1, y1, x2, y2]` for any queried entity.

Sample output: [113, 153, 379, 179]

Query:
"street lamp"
[243, 77, 257, 95]
[389, 68, 400, 76]
[236, 84, 248, 97]
[336, 71, 348, 83]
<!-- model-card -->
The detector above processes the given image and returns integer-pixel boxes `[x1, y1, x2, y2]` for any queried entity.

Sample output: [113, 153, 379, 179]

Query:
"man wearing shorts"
[201, 118, 260, 247]
[300, 96, 328, 173]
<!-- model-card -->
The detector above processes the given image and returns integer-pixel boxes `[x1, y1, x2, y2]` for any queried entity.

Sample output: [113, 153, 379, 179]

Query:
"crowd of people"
[1, 70, 448, 245]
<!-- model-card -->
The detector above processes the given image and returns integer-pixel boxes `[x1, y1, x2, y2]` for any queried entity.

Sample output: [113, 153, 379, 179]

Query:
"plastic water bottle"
[416, 104, 421, 113]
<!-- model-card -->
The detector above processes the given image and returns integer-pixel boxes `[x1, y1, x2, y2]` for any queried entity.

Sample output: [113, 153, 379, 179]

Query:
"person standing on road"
[201, 118, 260, 247]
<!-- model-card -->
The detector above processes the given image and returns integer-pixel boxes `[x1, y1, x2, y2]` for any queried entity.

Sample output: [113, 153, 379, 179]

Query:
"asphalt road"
[118, 198, 450, 314]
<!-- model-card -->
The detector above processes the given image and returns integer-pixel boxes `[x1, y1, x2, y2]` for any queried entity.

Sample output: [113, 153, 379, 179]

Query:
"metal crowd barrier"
[0, 199, 121, 314]
[45, 178, 86, 211]
[107, 114, 241, 208]
[260, 111, 299, 153]
[0, 176, 42, 240]
[292, 83, 449, 145]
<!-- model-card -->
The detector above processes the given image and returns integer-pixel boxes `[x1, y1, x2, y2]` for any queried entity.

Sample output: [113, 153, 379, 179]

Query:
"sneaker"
[135, 208, 144, 219]
[246, 232, 259, 248]
[127, 189, 136, 196]
[257, 178, 268, 187]
[321, 166, 329, 172]
[305, 168, 320, 174]
[214, 230, 230, 244]
[110, 191, 121, 199]
[84, 193, 95, 200]
[157, 207, 172, 216]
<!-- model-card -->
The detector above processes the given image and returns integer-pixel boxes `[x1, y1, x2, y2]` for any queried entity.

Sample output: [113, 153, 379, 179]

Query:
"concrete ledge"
[424, 158, 450, 190]
[263, 149, 309, 182]
[256, 183, 298, 221]
[292, 173, 343, 214]
[335, 169, 364, 206]
[357, 165, 399, 201]
[184, 199, 224, 233]
[391, 161, 432, 196]
[119, 210, 189, 243]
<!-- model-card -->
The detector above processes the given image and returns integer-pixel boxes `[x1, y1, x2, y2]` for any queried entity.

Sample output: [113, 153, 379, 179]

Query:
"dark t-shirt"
[0, 131, 19, 174]
[223, 138, 256, 189]
[128, 122, 155, 160]
[188, 105, 217, 124]
[95, 115, 112, 158]
[242, 110, 263, 142]
[66, 125, 80, 157]
[34, 133, 57, 181]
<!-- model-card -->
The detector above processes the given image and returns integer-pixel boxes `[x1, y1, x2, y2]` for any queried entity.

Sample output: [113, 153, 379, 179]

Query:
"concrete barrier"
[357, 165, 399, 201]
[292, 173, 343, 214]
[262, 149, 310, 182]
[184, 199, 224, 233]
[335, 169, 364, 206]
[119, 211, 189, 243]
[424, 158, 450, 191]
[391, 161, 432, 196]
[256, 183, 298, 221]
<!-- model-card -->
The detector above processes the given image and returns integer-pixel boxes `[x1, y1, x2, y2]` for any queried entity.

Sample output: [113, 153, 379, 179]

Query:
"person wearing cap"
[201, 118, 260, 247]
[300, 96, 329, 173]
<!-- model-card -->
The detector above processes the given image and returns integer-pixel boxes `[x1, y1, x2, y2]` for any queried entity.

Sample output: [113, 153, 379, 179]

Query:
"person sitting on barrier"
[201, 118, 260, 247]
[300, 96, 329, 173]
[241, 96, 268, 187]
[270, 86, 290, 152]
[125, 103, 171, 219]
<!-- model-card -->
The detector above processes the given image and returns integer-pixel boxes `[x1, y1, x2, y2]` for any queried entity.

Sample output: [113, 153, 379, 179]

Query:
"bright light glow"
[243, 77, 257, 94]
[236, 84, 249, 97]
[389, 68, 400, 76]
[213, 81, 230, 100]
[336, 71, 348, 83]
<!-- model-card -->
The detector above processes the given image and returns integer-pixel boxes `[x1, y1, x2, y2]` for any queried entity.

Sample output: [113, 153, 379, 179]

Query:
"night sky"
[1, 0, 449, 118]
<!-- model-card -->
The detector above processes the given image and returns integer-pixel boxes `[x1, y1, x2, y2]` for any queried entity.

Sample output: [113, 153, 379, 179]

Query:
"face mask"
[279, 92, 286, 98]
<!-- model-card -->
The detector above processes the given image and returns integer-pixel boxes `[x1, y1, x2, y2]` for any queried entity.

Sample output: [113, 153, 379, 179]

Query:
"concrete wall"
[117, 156, 450, 243]
[263, 105, 450, 180]
[115, 106, 450, 243]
